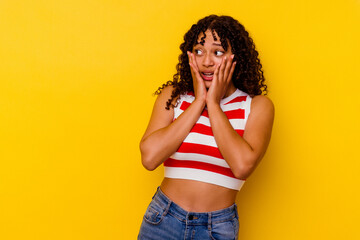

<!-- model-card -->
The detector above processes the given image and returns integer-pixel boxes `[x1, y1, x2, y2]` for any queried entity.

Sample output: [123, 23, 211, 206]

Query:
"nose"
[202, 54, 214, 67]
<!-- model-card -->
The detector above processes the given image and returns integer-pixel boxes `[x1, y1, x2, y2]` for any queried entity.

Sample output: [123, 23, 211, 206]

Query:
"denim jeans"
[138, 187, 239, 240]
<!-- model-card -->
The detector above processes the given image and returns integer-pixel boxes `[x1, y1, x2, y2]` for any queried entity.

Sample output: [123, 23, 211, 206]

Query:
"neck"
[223, 83, 237, 98]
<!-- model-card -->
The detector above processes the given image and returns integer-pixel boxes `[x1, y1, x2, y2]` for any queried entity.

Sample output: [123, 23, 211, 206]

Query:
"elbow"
[139, 142, 159, 171]
[232, 158, 258, 180]
[232, 166, 253, 180]
[141, 155, 158, 171]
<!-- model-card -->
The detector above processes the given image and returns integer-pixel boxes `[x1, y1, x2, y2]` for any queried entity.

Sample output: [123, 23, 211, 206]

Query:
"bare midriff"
[160, 178, 238, 213]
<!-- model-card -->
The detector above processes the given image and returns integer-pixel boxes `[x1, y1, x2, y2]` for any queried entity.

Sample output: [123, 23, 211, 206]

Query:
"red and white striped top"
[163, 89, 252, 191]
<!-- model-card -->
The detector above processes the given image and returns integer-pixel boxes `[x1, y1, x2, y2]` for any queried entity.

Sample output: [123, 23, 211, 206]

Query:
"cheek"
[214, 58, 223, 66]
[194, 57, 201, 67]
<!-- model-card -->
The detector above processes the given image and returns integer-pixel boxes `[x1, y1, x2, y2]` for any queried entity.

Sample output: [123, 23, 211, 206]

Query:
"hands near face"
[187, 51, 236, 106]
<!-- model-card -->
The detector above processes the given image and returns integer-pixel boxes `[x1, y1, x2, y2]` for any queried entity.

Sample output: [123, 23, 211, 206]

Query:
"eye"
[215, 51, 224, 56]
[194, 49, 203, 55]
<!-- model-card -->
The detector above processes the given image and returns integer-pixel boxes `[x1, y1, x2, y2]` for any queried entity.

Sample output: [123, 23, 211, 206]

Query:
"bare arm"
[140, 52, 209, 171]
[207, 95, 274, 179]
[139, 86, 205, 171]
[205, 55, 275, 179]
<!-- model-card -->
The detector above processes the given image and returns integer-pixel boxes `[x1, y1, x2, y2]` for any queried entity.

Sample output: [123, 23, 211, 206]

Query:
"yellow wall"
[1, 0, 359, 239]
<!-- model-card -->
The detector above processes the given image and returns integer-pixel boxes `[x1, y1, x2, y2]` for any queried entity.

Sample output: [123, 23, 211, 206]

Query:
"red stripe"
[180, 101, 191, 111]
[224, 109, 244, 119]
[180, 102, 243, 120]
[235, 129, 244, 137]
[177, 142, 223, 159]
[201, 109, 209, 117]
[164, 158, 236, 178]
[191, 124, 244, 137]
[225, 96, 247, 104]
[190, 124, 213, 136]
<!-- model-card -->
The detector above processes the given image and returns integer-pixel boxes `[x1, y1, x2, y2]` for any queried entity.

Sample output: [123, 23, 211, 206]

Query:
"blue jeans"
[138, 187, 239, 240]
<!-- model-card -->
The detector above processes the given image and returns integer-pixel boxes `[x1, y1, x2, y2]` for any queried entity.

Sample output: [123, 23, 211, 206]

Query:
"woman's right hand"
[188, 51, 207, 103]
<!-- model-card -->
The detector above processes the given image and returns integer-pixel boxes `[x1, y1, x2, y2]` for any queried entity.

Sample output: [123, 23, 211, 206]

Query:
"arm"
[140, 51, 208, 171]
[207, 95, 274, 179]
[205, 55, 275, 179]
[139, 86, 205, 171]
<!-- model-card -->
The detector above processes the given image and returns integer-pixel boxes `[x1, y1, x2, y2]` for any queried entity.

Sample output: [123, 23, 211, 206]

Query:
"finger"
[223, 54, 234, 81]
[187, 51, 193, 73]
[189, 63, 202, 84]
[213, 62, 220, 81]
[190, 52, 199, 72]
[218, 56, 226, 82]
[189, 60, 203, 83]
[188, 51, 196, 72]
[227, 61, 236, 83]
[188, 52, 200, 78]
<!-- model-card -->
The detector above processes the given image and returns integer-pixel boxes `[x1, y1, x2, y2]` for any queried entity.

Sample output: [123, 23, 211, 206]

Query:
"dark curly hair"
[155, 15, 267, 110]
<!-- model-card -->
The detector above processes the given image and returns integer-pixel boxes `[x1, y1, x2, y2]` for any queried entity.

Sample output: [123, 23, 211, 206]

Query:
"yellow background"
[1, 0, 359, 239]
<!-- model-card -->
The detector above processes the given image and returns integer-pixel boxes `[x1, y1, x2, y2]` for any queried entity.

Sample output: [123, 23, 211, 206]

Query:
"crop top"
[163, 89, 252, 191]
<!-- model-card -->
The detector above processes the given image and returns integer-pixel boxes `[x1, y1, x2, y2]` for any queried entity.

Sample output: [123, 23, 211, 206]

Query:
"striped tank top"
[163, 89, 252, 191]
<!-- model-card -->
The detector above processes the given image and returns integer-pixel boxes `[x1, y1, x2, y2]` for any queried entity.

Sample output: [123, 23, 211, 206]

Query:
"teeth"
[203, 73, 213, 76]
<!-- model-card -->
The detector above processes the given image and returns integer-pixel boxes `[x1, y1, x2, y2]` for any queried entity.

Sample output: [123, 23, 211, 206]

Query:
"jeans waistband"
[152, 187, 238, 225]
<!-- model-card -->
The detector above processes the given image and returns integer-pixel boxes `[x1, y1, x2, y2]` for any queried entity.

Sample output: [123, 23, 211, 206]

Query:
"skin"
[140, 30, 275, 212]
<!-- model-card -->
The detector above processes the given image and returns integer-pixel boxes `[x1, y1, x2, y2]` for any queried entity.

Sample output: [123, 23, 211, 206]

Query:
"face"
[192, 29, 233, 89]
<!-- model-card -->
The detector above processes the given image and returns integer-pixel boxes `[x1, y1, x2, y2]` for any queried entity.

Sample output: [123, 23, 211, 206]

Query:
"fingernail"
[231, 54, 234, 59]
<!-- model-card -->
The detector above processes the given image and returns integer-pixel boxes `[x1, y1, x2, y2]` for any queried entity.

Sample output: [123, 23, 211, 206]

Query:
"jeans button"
[188, 215, 193, 220]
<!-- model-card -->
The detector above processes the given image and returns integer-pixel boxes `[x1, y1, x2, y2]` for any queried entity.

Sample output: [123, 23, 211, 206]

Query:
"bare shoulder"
[155, 85, 177, 106]
[243, 95, 274, 146]
[250, 95, 275, 116]
[141, 85, 176, 141]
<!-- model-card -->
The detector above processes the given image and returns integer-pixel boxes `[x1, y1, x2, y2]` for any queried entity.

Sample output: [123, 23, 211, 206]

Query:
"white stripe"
[220, 102, 245, 111]
[177, 115, 246, 132]
[164, 167, 245, 191]
[198, 114, 246, 128]
[183, 132, 217, 147]
[197, 116, 211, 126]
[170, 152, 230, 168]
[220, 88, 242, 104]
[229, 119, 247, 129]
[244, 97, 252, 126]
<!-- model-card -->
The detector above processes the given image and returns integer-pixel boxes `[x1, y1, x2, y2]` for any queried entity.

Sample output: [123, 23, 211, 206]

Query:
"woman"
[138, 15, 274, 240]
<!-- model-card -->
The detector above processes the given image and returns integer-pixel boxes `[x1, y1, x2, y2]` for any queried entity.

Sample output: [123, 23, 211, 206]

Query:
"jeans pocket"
[143, 199, 166, 225]
[209, 217, 239, 240]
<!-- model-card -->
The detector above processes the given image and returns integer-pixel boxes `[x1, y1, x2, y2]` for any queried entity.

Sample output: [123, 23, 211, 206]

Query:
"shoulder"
[251, 95, 274, 112]
[157, 85, 174, 99]
[155, 85, 177, 107]
[249, 95, 275, 120]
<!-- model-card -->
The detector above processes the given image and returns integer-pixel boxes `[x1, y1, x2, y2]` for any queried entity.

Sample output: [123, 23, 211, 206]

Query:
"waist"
[160, 178, 238, 212]
[152, 186, 238, 224]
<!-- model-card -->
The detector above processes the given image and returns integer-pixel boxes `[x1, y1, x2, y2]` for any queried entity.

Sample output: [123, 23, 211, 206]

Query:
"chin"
[204, 81, 212, 89]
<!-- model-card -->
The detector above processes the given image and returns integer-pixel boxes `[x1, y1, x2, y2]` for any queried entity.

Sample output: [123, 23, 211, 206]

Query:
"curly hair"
[155, 15, 267, 110]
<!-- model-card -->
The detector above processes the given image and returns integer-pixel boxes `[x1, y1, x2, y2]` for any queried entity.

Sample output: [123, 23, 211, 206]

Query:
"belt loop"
[234, 203, 239, 218]
[152, 187, 160, 199]
[208, 212, 212, 231]
[163, 196, 172, 216]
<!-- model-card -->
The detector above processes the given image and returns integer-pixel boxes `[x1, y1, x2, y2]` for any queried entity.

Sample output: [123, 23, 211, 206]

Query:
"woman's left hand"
[206, 55, 236, 105]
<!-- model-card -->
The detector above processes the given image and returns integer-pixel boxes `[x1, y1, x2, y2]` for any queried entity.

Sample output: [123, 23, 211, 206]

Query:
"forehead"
[196, 29, 221, 43]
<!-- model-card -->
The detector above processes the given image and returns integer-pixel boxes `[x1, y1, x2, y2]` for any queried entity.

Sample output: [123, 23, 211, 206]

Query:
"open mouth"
[201, 72, 214, 81]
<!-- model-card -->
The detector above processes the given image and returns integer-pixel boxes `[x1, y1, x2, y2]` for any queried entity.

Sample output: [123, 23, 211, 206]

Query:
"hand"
[206, 55, 236, 105]
[187, 51, 207, 103]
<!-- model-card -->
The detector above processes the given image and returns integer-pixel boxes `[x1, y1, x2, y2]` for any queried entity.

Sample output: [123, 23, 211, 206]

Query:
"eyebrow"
[194, 42, 223, 47]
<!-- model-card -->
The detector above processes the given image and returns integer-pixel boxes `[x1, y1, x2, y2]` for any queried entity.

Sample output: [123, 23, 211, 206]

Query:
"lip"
[201, 71, 214, 81]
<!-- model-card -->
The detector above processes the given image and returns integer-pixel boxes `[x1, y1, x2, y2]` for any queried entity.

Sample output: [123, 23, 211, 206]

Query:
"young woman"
[138, 15, 274, 240]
